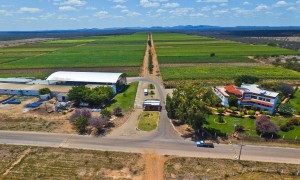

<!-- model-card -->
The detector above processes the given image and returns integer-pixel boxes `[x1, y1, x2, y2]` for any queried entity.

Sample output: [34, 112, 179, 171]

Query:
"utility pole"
[238, 142, 245, 161]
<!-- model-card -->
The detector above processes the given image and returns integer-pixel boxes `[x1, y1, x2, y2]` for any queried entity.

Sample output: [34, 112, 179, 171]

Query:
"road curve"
[0, 130, 300, 164]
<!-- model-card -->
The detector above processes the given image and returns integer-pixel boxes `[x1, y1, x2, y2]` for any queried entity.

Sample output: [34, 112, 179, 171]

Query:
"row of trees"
[166, 84, 221, 130]
[68, 86, 114, 107]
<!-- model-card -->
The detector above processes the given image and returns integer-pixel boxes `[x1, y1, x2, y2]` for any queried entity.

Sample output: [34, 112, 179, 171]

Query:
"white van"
[144, 89, 148, 96]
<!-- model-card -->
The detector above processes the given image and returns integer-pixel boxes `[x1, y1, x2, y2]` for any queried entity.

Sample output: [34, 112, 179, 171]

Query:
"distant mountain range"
[2, 25, 300, 33]
[1, 25, 300, 41]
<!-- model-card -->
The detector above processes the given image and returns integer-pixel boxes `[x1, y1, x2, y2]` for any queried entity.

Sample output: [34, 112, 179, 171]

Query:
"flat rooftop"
[0, 83, 72, 93]
[241, 84, 279, 98]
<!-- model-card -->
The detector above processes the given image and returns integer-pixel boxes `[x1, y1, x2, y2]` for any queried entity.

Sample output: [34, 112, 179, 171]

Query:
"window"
[266, 99, 271, 102]
[259, 97, 263, 100]
[251, 95, 257, 99]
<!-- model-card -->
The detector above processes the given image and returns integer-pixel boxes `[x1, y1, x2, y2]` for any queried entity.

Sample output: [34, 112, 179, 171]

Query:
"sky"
[0, 0, 299, 31]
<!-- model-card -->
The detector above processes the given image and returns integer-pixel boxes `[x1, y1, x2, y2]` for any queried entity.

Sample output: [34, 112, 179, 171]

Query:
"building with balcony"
[214, 84, 279, 114]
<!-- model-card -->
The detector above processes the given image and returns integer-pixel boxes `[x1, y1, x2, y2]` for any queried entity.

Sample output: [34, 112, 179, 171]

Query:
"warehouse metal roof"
[46, 71, 124, 84]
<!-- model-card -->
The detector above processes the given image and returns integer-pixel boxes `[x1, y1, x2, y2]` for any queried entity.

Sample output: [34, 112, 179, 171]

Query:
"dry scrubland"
[0, 144, 144, 179]
[164, 157, 300, 179]
[1, 144, 299, 179]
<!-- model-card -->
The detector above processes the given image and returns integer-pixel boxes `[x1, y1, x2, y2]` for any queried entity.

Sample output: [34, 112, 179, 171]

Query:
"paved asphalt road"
[1, 131, 300, 164]
[0, 77, 300, 165]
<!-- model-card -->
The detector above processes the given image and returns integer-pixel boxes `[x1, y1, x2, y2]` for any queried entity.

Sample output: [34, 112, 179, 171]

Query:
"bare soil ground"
[0, 144, 144, 179]
[143, 153, 166, 180]
[0, 38, 56, 48]
[0, 97, 74, 133]
[164, 157, 300, 179]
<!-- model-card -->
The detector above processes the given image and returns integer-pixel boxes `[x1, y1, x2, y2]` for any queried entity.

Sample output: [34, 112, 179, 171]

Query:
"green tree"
[276, 83, 294, 96]
[166, 94, 175, 119]
[228, 95, 238, 107]
[165, 84, 212, 130]
[234, 75, 260, 87]
[68, 86, 90, 106]
[70, 109, 92, 134]
[39, 88, 51, 95]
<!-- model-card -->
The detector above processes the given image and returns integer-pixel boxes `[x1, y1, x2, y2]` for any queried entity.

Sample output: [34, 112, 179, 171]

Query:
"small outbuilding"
[143, 99, 161, 111]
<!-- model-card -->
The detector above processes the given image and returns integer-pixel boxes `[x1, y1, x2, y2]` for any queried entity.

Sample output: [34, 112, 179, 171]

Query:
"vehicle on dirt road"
[196, 140, 214, 148]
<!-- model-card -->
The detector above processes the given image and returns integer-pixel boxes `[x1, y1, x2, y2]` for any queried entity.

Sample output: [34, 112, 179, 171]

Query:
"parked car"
[196, 140, 214, 148]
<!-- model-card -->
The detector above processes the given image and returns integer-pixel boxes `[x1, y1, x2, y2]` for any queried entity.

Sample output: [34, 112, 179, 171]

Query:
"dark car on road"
[196, 140, 214, 148]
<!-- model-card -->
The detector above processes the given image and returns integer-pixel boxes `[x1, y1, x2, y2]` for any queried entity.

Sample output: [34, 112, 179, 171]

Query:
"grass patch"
[290, 90, 300, 115]
[160, 66, 300, 80]
[204, 115, 300, 139]
[138, 111, 159, 131]
[0, 144, 143, 179]
[159, 56, 255, 63]
[165, 157, 300, 179]
[107, 82, 138, 112]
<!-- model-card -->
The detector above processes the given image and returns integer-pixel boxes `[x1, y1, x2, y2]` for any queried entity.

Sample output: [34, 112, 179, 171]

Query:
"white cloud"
[274, 1, 288, 7]
[243, 1, 250, 5]
[94, 11, 109, 18]
[255, 4, 269, 11]
[40, 13, 56, 20]
[156, 9, 166, 13]
[112, 0, 127, 3]
[219, 3, 227, 6]
[61, 0, 87, 6]
[86, 7, 97, 10]
[121, 9, 141, 17]
[140, 0, 160, 7]
[22, 17, 39, 21]
[0, 9, 13, 16]
[113, 5, 127, 9]
[213, 9, 228, 15]
[169, 8, 193, 16]
[190, 13, 206, 17]
[59, 6, 76, 11]
[163, 3, 180, 8]
[20, 7, 42, 13]
[297, 1, 300, 4]
[287, 7, 296, 11]
[201, 5, 217, 11]
[196, 0, 228, 3]
[231, 7, 253, 15]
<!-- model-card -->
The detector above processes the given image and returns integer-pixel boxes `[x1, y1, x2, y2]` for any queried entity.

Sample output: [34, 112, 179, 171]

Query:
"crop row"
[160, 66, 300, 80]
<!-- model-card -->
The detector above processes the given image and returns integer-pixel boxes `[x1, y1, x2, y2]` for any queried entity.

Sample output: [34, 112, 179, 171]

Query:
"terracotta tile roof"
[241, 99, 273, 107]
[224, 86, 242, 96]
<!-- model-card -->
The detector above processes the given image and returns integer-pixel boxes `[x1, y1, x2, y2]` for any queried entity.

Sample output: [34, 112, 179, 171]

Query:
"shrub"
[230, 106, 238, 111]
[228, 95, 238, 107]
[235, 125, 244, 132]
[256, 115, 279, 137]
[248, 110, 255, 116]
[101, 108, 111, 118]
[217, 108, 225, 114]
[39, 88, 51, 95]
[113, 106, 123, 116]
[217, 115, 224, 123]
[262, 111, 270, 115]
[69, 108, 92, 134]
[280, 125, 294, 132]
[88, 116, 108, 133]
[240, 112, 245, 117]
